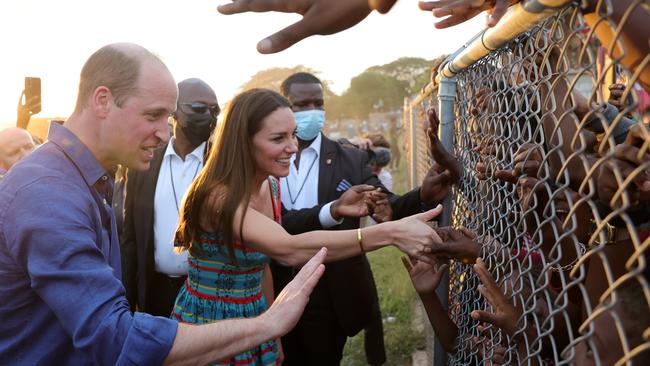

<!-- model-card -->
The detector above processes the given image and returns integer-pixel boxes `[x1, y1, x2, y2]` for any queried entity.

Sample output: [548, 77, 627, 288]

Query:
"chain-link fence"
[404, 1, 649, 365]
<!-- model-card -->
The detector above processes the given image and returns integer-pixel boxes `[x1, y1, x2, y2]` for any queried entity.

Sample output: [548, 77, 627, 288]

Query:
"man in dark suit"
[277, 72, 459, 365]
[120, 78, 220, 316]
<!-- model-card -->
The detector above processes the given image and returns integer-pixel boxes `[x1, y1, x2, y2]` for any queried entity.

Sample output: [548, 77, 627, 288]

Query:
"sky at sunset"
[0, 0, 484, 130]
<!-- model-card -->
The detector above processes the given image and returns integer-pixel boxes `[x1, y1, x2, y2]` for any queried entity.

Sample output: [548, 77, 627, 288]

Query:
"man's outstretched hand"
[217, 0, 377, 54]
[217, 0, 520, 54]
[262, 247, 327, 338]
[419, 0, 518, 29]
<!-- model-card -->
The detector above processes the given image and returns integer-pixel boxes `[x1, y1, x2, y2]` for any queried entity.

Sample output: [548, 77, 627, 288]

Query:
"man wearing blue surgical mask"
[120, 78, 219, 317]
[275, 72, 457, 365]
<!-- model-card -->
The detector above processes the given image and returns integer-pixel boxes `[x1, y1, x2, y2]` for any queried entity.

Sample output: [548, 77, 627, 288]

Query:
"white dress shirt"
[280, 134, 342, 227]
[153, 139, 206, 276]
[377, 169, 393, 192]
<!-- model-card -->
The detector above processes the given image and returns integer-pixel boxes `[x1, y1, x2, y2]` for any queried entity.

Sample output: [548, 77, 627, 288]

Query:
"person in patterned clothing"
[172, 88, 444, 365]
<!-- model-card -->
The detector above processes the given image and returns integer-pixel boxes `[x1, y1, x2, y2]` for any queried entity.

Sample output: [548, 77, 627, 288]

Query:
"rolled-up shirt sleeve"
[3, 177, 177, 366]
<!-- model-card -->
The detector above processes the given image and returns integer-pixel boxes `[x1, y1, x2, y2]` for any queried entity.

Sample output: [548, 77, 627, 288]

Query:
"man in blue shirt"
[0, 42, 326, 366]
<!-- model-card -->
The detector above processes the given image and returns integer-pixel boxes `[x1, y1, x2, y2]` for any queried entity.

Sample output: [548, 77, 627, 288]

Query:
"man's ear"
[91, 86, 113, 118]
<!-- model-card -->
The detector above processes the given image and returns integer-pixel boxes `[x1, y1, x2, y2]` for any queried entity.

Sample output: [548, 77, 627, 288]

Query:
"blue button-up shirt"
[0, 122, 177, 365]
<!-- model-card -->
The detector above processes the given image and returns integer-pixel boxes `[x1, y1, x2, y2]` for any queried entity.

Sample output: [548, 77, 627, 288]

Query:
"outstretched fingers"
[217, 0, 293, 15]
[284, 247, 327, 297]
[350, 184, 378, 193]
[473, 258, 501, 304]
[487, 0, 510, 27]
[471, 309, 499, 325]
[414, 204, 444, 222]
[369, 0, 399, 14]
[256, 19, 313, 54]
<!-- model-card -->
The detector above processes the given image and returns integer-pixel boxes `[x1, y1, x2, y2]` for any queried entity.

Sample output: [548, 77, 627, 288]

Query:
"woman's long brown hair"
[175, 88, 291, 264]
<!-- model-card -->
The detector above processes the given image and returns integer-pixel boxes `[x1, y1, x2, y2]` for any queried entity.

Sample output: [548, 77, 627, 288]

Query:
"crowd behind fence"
[404, 1, 649, 365]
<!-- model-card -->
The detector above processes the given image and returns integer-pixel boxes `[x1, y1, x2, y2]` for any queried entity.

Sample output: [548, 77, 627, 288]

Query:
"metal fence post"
[433, 75, 457, 366]
[408, 99, 418, 190]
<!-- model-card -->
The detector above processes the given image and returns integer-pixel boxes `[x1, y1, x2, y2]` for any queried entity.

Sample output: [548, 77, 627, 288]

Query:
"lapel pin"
[326, 158, 332, 165]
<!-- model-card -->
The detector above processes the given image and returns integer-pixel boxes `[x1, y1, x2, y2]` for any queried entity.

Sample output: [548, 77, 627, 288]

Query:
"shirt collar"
[165, 138, 206, 163]
[47, 121, 109, 186]
[305, 133, 322, 157]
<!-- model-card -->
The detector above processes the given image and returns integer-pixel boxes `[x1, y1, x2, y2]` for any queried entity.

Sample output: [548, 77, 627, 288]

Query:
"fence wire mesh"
[406, 1, 650, 365]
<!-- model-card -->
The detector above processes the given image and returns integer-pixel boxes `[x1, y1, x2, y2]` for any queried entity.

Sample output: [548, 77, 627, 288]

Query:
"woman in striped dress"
[172, 88, 443, 365]
[172, 177, 284, 365]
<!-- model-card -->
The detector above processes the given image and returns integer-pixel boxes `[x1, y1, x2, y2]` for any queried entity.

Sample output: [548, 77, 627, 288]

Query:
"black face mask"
[178, 112, 216, 146]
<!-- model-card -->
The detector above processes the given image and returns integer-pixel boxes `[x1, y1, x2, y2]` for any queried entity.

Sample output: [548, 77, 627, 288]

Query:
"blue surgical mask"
[294, 110, 325, 141]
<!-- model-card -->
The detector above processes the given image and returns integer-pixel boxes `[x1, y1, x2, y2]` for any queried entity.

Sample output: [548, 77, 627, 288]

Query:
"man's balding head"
[66, 42, 177, 171]
[178, 78, 217, 101]
[0, 127, 36, 171]
[74, 43, 170, 113]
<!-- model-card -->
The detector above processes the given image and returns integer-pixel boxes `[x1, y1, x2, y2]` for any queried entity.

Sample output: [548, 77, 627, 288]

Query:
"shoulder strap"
[267, 177, 282, 224]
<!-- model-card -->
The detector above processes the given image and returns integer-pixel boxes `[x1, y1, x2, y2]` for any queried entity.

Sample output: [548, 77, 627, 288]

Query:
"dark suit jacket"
[120, 146, 166, 312]
[120, 143, 324, 312]
[280, 134, 423, 336]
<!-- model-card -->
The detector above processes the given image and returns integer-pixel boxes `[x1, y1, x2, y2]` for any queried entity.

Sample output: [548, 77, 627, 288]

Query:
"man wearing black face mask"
[120, 78, 219, 316]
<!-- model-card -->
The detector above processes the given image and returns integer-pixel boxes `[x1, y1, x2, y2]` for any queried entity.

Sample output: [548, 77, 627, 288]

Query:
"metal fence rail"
[404, 1, 650, 365]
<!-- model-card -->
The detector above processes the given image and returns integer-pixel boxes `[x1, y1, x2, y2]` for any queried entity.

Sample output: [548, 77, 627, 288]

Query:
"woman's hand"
[388, 205, 443, 263]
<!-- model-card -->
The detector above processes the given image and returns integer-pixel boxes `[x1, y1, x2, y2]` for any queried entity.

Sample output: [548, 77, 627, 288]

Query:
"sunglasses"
[179, 102, 220, 116]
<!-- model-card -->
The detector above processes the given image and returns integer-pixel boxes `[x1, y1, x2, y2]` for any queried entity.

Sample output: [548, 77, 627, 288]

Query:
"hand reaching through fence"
[572, 88, 637, 146]
[402, 255, 458, 352]
[471, 327, 509, 366]
[474, 136, 504, 181]
[217, 0, 375, 54]
[431, 226, 481, 264]
[597, 122, 650, 209]
[470, 87, 489, 116]
[471, 258, 521, 336]
[419, 0, 518, 29]
[427, 107, 460, 182]
[494, 142, 544, 183]
[402, 255, 449, 294]
[420, 107, 460, 204]
[470, 259, 552, 364]
[608, 83, 630, 112]
[366, 188, 393, 223]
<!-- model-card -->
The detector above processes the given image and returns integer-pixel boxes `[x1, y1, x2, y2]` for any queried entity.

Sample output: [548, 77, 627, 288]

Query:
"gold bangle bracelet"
[357, 228, 365, 253]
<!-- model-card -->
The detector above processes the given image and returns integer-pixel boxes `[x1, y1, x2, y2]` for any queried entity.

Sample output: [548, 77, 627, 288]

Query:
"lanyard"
[285, 154, 319, 206]
[169, 157, 202, 212]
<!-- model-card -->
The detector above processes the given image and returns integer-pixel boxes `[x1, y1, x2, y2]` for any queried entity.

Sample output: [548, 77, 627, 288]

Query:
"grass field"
[341, 247, 425, 365]
[341, 156, 428, 365]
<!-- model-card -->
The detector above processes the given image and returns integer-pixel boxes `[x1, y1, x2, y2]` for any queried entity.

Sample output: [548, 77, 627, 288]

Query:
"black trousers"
[280, 279, 348, 366]
[146, 271, 186, 317]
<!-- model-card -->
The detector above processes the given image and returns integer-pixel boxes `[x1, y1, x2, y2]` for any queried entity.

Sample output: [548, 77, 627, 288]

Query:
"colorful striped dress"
[171, 178, 282, 366]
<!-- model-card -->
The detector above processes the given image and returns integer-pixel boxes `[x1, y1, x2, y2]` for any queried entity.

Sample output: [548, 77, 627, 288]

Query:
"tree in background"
[338, 71, 409, 120]
[367, 57, 432, 95]
[238, 65, 346, 120]
[237, 57, 444, 122]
